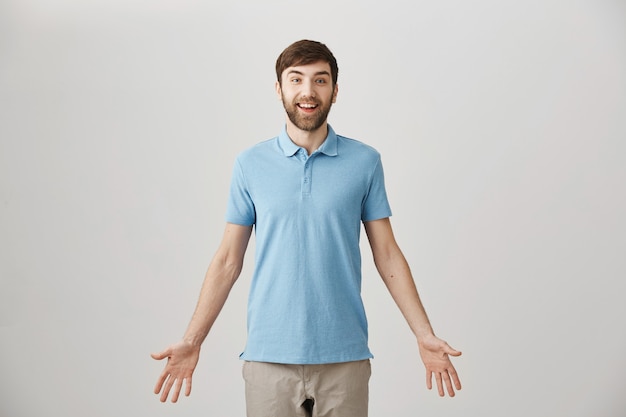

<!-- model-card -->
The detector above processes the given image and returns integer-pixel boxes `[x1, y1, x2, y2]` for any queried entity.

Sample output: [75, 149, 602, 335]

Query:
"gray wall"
[1, 0, 625, 416]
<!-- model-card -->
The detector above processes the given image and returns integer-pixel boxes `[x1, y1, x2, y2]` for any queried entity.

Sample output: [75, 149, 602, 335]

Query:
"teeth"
[299, 103, 317, 108]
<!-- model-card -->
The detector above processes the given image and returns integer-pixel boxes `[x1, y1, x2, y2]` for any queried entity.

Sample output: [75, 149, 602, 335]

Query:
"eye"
[290, 78, 301, 84]
[315, 79, 327, 84]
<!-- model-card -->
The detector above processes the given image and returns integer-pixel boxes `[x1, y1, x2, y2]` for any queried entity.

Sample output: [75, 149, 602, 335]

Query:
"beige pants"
[242, 360, 371, 417]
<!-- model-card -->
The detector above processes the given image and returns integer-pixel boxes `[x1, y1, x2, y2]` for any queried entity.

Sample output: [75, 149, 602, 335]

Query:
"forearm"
[375, 247, 435, 340]
[182, 256, 242, 346]
[182, 223, 252, 346]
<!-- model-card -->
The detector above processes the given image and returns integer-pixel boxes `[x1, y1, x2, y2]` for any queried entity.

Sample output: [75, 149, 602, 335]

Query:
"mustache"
[296, 97, 320, 105]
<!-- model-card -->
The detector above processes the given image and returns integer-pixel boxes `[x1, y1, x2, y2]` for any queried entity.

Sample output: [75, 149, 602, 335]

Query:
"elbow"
[218, 252, 245, 285]
[373, 248, 410, 283]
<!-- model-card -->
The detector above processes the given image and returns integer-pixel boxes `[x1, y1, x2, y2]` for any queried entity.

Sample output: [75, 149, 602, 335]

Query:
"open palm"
[418, 334, 462, 397]
[151, 341, 201, 403]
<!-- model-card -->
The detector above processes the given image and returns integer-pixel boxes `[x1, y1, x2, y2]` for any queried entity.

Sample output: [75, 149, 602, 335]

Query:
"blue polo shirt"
[226, 125, 392, 364]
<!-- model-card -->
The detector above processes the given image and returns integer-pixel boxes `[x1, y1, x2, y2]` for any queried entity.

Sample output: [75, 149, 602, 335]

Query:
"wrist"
[182, 334, 204, 347]
[414, 325, 435, 342]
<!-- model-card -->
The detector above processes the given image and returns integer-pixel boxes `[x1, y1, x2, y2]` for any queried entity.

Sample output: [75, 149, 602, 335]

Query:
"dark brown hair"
[275, 40, 339, 86]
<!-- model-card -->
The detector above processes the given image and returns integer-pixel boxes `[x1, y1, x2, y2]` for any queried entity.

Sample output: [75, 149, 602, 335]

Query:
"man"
[152, 39, 462, 416]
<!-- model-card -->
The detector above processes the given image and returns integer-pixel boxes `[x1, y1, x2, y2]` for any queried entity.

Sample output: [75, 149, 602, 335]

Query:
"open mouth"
[297, 102, 318, 112]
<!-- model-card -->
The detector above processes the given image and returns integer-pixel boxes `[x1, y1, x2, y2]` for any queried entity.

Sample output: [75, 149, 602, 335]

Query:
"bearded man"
[152, 39, 462, 417]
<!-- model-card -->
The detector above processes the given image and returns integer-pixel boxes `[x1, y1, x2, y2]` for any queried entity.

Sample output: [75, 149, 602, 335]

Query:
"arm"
[363, 218, 462, 397]
[151, 222, 253, 403]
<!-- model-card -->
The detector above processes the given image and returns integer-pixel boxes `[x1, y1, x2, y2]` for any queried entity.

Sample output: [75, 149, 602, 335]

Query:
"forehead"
[281, 61, 332, 79]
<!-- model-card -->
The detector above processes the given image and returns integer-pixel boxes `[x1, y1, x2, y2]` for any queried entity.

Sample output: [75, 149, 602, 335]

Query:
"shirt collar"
[277, 124, 338, 157]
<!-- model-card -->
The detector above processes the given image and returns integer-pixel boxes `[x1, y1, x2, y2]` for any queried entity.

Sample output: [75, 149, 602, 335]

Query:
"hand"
[418, 334, 462, 397]
[151, 340, 201, 402]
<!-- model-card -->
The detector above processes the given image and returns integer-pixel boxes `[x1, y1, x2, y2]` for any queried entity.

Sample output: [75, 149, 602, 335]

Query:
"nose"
[301, 79, 316, 98]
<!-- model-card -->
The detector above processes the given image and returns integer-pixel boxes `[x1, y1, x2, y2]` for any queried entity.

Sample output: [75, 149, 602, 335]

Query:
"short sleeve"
[361, 155, 392, 222]
[225, 158, 256, 226]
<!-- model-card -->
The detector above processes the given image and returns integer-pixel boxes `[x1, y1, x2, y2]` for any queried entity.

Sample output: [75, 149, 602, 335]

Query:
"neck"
[285, 120, 328, 155]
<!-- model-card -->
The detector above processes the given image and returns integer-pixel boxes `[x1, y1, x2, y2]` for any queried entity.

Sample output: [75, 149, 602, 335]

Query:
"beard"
[281, 93, 333, 132]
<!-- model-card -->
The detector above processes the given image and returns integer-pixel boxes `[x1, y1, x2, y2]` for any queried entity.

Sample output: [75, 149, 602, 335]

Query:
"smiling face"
[276, 61, 338, 133]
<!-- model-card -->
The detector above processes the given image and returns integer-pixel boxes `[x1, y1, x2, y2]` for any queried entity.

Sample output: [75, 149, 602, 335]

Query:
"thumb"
[151, 348, 171, 361]
[445, 344, 462, 357]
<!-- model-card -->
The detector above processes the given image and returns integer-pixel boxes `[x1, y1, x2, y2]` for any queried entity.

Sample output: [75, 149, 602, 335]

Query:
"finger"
[426, 370, 433, 390]
[449, 367, 462, 390]
[185, 376, 193, 397]
[160, 374, 176, 403]
[435, 372, 444, 397]
[444, 344, 462, 357]
[151, 348, 171, 361]
[154, 370, 169, 394]
[442, 371, 455, 397]
[171, 377, 183, 403]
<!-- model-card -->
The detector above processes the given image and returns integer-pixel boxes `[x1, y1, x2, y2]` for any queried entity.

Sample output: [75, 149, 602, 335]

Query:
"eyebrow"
[286, 70, 331, 77]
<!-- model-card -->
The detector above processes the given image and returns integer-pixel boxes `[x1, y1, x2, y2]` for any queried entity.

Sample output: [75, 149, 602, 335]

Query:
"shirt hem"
[238, 352, 374, 365]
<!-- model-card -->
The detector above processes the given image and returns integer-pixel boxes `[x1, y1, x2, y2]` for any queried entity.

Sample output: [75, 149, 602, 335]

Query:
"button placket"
[302, 159, 312, 195]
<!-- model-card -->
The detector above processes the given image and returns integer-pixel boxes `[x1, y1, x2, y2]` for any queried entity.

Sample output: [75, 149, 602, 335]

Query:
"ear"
[332, 83, 338, 103]
[275, 80, 282, 101]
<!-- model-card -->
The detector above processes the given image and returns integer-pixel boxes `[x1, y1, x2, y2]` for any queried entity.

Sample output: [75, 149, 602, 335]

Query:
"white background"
[1, 0, 625, 416]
